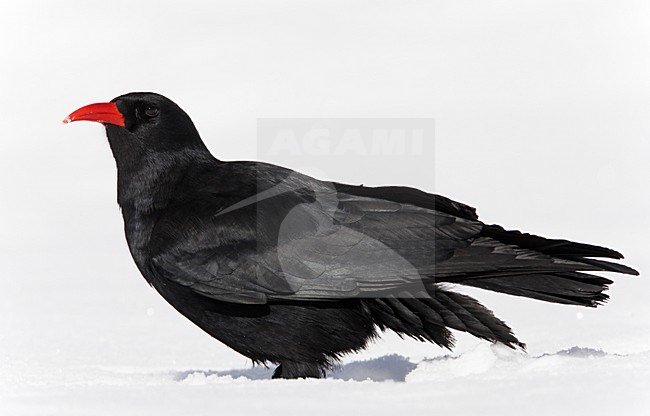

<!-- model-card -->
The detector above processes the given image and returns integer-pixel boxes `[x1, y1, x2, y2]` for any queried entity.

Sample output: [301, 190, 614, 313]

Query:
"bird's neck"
[106, 123, 213, 215]
[112, 147, 216, 269]
[113, 148, 213, 215]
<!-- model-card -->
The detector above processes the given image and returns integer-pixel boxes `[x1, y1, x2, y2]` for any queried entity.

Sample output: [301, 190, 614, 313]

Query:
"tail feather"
[460, 272, 612, 307]
[577, 258, 638, 275]
[443, 225, 639, 307]
[481, 225, 627, 261]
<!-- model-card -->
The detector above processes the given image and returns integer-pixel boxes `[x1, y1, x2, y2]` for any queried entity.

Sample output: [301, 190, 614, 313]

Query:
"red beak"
[63, 102, 125, 127]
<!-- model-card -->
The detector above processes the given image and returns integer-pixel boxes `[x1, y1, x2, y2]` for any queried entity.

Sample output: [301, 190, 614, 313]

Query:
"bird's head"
[64, 92, 208, 157]
[65, 92, 213, 206]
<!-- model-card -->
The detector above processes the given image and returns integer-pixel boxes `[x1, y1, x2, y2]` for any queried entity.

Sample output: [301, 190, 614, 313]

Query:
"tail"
[367, 227, 638, 349]
[447, 225, 639, 307]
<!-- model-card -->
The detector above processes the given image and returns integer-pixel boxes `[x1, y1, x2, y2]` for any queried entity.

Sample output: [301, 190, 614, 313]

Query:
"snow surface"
[1, 0, 649, 415]
[2, 345, 649, 415]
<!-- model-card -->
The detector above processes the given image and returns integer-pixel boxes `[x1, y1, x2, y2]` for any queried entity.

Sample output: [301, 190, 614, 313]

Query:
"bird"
[64, 92, 639, 379]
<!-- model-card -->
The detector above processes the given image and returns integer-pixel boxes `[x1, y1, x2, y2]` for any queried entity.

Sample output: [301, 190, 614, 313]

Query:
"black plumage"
[65, 92, 639, 379]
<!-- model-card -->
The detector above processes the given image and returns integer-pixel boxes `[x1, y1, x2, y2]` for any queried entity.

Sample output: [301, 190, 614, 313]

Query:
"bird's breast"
[122, 210, 159, 279]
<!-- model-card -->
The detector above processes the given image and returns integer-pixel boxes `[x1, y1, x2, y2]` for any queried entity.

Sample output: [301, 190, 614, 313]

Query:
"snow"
[2, 345, 649, 415]
[1, 0, 649, 414]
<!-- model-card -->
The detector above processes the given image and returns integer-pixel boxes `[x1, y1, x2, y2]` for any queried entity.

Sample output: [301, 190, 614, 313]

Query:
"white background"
[1, 1, 648, 414]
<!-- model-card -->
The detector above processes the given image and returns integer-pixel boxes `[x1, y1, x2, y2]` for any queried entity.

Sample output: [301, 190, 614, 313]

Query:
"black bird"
[64, 92, 638, 379]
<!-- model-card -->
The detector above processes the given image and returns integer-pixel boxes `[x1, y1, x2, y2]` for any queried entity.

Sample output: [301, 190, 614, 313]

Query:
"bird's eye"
[144, 106, 160, 118]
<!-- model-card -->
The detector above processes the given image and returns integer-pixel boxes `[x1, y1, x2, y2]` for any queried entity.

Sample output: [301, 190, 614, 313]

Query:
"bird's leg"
[272, 361, 324, 379]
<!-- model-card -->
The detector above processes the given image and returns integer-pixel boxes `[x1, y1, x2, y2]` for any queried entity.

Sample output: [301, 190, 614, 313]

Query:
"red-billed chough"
[64, 92, 639, 379]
